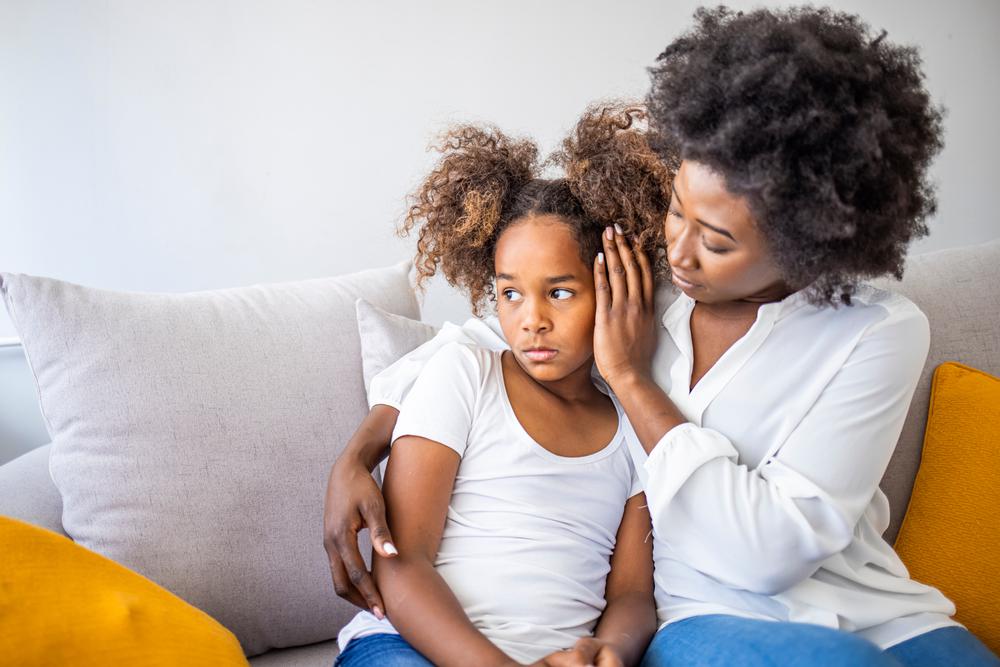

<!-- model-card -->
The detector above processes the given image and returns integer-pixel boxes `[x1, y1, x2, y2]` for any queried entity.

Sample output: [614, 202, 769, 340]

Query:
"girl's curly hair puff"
[400, 103, 674, 315]
[648, 6, 945, 305]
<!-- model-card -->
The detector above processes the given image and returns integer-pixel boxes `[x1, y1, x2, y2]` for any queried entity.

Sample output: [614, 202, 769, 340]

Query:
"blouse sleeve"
[642, 305, 930, 595]
[368, 317, 507, 410]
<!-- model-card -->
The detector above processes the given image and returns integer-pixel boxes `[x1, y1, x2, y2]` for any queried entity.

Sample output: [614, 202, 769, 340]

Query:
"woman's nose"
[667, 225, 699, 271]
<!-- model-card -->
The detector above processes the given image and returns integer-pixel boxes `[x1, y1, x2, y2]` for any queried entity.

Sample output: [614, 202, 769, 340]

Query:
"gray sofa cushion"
[873, 238, 1000, 542]
[0, 443, 65, 538]
[248, 639, 339, 667]
[0, 263, 418, 657]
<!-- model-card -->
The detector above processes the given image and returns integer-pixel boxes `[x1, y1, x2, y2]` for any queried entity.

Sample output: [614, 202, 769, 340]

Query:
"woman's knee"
[641, 615, 897, 667]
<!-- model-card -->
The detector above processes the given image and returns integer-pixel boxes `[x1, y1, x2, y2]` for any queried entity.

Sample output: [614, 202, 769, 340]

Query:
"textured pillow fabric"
[0, 263, 417, 656]
[894, 362, 1000, 653]
[355, 298, 438, 393]
[872, 238, 1000, 543]
[0, 515, 247, 666]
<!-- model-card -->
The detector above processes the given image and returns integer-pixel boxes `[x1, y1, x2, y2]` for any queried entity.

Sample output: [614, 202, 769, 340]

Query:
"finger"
[593, 251, 610, 315]
[602, 226, 628, 306]
[571, 638, 601, 664]
[595, 651, 623, 667]
[335, 532, 386, 618]
[325, 542, 368, 610]
[359, 496, 398, 559]
[633, 239, 655, 311]
[613, 227, 642, 306]
[545, 650, 589, 667]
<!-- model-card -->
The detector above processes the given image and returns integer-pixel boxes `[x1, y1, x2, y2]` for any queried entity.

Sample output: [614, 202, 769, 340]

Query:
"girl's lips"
[523, 348, 558, 362]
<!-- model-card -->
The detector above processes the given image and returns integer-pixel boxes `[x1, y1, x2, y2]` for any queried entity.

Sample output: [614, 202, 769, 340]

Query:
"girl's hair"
[647, 6, 945, 305]
[399, 103, 674, 315]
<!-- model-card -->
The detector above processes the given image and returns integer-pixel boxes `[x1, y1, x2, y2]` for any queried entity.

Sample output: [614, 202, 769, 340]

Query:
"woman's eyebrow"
[671, 185, 737, 242]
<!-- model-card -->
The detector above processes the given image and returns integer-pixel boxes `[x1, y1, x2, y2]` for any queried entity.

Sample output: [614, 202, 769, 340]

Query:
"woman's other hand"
[593, 225, 658, 389]
[322, 405, 400, 617]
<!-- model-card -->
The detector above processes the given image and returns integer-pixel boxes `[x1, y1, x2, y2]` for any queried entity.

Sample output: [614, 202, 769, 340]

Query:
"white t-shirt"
[338, 342, 642, 663]
[366, 284, 959, 649]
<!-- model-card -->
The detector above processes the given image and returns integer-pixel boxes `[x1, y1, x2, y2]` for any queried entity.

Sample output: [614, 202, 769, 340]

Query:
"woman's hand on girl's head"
[593, 225, 658, 390]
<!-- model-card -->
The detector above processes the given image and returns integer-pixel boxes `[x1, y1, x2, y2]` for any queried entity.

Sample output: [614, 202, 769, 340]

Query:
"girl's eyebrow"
[495, 273, 579, 283]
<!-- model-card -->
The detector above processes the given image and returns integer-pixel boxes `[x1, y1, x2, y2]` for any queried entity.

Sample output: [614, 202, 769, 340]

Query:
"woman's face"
[494, 215, 598, 384]
[665, 160, 790, 304]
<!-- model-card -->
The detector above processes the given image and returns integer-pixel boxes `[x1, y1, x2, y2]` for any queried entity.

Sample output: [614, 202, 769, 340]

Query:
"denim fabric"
[640, 615, 999, 667]
[334, 633, 433, 667]
[886, 626, 1000, 667]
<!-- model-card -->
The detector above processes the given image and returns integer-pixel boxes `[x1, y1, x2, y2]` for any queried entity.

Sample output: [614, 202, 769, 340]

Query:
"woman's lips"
[671, 272, 701, 290]
[523, 348, 558, 362]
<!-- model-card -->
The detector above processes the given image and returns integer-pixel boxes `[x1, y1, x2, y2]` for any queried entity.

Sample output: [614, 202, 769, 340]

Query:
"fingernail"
[605, 226, 613, 240]
[383, 542, 398, 556]
[372, 605, 384, 620]
[614, 223, 623, 235]
[597, 252, 605, 264]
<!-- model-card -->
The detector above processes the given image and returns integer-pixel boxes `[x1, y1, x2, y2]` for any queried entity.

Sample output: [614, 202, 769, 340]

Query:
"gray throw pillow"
[0, 263, 417, 656]
[355, 298, 438, 393]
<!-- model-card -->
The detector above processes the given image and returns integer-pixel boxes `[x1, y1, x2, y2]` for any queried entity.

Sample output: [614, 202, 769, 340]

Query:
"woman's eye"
[703, 242, 731, 254]
[667, 208, 683, 219]
[551, 288, 573, 300]
[502, 289, 522, 302]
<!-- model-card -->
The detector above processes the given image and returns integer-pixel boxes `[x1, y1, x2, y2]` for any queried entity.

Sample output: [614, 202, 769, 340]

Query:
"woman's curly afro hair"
[648, 6, 945, 304]
[400, 103, 674, 315]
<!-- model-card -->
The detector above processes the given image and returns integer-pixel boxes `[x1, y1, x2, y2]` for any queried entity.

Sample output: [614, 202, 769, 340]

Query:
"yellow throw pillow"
[894, 361, 1000, 654]
[0, 516, 248, 666]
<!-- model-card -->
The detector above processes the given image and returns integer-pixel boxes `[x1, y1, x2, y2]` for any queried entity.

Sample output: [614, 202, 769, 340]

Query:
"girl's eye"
[502, 289, 523, 302]
[551, 288, 573, 300]
[667, 208, 683, 219]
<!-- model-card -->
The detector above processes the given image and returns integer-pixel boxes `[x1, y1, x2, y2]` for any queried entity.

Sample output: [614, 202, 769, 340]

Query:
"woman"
[324, 7, 998, 666]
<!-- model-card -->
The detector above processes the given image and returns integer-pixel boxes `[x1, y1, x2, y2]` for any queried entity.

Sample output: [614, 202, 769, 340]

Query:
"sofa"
[0, 239, 997, 665]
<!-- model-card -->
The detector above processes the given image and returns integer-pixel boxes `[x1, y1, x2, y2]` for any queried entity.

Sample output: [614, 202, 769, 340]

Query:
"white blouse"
[369, 284, 958, 649]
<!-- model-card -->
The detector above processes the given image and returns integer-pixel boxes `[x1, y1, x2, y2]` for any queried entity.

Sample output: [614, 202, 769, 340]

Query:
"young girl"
[333, 106, 672, 667]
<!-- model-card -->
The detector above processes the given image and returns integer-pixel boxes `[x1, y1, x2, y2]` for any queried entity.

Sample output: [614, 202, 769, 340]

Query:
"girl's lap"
[334, 634, 433, 667]
[640, 615, 998, 667]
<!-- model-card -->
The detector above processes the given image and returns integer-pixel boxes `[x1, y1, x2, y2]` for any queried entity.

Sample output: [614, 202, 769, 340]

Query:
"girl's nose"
[521, 298, 552, 333]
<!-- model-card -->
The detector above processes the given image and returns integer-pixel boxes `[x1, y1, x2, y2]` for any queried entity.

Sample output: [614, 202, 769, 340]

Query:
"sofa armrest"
[0, 443, 67, 537]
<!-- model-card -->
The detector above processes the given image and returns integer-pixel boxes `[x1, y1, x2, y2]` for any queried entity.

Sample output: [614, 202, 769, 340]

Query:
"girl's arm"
[324, 318, 509, 612]
[591, 493, 656, 665]
[376, 434, 518, 667]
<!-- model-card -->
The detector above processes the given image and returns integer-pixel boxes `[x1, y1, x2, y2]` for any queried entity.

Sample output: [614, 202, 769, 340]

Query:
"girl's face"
[494, 215, 598, 385]
[665, 160, 791, 304]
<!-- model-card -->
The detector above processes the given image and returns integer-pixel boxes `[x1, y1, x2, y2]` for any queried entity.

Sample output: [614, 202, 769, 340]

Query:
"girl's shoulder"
[423, 341, 503, 390]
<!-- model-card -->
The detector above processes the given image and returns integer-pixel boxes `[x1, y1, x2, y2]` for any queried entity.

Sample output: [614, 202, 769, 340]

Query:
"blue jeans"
[640, 615, 999, 667]
[334, 633, 433, 667]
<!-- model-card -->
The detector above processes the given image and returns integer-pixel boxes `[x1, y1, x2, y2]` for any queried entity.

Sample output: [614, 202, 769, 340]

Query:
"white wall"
[1, 0, 998, 462]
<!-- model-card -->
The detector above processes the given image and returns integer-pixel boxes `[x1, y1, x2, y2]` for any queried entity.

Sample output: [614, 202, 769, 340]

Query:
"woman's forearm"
[610, 372, 687, 454]
[342, 404, 400, 471]
[376, 556, 515, 667]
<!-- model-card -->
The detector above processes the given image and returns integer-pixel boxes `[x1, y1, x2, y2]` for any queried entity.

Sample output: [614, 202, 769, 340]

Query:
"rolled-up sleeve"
[642, 306, 930, 595]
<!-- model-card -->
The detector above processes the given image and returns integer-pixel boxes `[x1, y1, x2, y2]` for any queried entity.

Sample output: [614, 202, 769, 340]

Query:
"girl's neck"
[502, 352, 601, 405]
